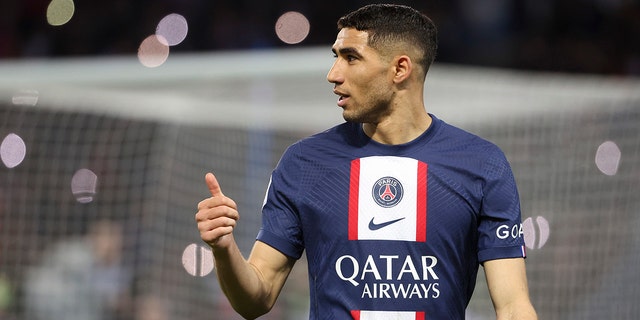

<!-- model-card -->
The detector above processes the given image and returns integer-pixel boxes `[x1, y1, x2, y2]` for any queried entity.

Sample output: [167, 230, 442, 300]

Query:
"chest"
[298, 156, 481, 246]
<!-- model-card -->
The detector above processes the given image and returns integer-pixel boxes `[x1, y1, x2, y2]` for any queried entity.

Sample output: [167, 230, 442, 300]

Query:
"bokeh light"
[156, 13, 188, 46]
[46, 0, 75, 26]
[182, 243, 214, 277]
[71, 168, 98, 203]
[275, 11, 310, 45]
[523, 216, 550, 250]
[138, 35, 170, 68]
[595, 140, 621, 176]
[11, 90, 39, 106]
[1, 133, 27, 169]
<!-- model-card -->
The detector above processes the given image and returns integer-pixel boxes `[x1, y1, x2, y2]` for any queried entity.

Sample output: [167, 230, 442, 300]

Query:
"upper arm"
[484, 258, 537, 320]
[247, 240, 297, 309]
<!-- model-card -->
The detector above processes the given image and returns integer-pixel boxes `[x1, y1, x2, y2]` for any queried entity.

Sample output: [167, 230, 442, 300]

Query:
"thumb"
[205, 172, 224, 197]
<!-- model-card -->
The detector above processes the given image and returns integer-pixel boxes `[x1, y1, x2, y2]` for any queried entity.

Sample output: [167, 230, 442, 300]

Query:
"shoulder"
[274, 122, 356, 175]
[282, 122, 357, 159]
[300, 122, 357, 147]
[432, 116, 506, 158]
[428, 116, 512, 181]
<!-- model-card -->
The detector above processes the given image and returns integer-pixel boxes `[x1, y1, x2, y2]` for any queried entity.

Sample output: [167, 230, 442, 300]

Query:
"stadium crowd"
[0, 0, 639, 75]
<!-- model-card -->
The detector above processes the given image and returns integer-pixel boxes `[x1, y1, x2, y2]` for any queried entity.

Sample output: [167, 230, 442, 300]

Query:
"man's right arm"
[196, 173, 295, 319]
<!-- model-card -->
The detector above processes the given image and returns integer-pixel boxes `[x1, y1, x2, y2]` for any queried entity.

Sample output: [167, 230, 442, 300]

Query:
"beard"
[342, 94, 393, 124]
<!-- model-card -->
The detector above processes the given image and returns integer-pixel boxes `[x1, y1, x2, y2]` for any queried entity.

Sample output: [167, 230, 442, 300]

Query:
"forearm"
[496, 305, 537, 320]
[197, 174, 283, 318]
[212, 236, 272, 319]
[485, 258, 537, 320]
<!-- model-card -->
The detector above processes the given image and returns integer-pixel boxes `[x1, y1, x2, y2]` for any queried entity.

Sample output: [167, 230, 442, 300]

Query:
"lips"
[333, 89, 349, 107]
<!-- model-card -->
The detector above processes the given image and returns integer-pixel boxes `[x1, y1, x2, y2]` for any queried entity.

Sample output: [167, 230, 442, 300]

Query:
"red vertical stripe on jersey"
[416, 311, 425, 320]
[348, 159, 360, 240]
[351, 310, 360, 319]
[416, 162, 428, 242]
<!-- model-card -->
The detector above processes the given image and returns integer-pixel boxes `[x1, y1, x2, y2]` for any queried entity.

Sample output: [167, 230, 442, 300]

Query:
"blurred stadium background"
[1, 1, 639, 319]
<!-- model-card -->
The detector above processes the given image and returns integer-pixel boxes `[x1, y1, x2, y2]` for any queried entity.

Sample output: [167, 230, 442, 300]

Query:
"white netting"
[1, 48, 639, 319]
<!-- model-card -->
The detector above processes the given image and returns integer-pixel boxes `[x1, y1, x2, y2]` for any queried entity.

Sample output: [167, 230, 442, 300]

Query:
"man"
[196, 4, 537, 319]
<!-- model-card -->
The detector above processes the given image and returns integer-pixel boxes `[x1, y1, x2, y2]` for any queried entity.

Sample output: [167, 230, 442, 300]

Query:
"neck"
[363, 109, 432, 145]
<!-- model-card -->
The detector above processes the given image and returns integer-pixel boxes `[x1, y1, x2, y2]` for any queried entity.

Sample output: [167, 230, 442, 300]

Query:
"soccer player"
[196, 4, 537, 319]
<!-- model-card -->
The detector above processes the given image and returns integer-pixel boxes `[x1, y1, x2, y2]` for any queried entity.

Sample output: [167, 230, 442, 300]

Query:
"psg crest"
[372, 176, 404, 208]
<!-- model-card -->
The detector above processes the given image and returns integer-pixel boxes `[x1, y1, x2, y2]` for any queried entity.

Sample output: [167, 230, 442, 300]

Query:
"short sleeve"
[477, 150, 526, 262]
[256, 143, 305, 259]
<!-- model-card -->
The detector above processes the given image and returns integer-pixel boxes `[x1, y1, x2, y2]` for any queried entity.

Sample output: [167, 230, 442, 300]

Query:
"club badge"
[372, 176, 403, 208]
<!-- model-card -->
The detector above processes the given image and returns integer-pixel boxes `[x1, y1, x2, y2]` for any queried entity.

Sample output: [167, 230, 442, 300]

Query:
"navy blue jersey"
[257, 115, 526, 319]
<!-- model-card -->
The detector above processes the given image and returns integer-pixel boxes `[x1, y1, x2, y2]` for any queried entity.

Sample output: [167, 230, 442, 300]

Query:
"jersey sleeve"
[477, 149, 526, 263]
[256, 143, 305, 260]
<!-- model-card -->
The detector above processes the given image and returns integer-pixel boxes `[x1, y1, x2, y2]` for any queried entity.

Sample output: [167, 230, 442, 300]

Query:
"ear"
[392, 55, 412, 84]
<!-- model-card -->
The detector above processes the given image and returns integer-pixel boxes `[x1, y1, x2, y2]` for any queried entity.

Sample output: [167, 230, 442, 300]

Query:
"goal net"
[0, 48, 639, 319]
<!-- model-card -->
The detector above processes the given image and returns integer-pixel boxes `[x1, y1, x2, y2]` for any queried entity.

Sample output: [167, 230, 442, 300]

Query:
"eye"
[346, 55, 357, 62]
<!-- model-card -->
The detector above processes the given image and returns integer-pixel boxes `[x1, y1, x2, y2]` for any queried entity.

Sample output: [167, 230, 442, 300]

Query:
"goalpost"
[1, 47, 639, 319]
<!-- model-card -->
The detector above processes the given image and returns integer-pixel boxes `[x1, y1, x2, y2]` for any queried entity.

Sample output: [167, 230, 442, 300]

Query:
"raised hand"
[195, 172, 239, 249]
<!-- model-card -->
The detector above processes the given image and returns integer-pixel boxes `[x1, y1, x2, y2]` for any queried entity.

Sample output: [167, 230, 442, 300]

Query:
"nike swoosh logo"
[368, 217, 406, 230]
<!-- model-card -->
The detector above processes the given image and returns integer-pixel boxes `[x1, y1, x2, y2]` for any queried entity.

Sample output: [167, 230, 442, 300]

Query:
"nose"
[326, 60, 343, 84]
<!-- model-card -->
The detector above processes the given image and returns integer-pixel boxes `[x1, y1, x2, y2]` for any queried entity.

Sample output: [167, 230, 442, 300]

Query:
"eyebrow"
[332, 47, 362, 57]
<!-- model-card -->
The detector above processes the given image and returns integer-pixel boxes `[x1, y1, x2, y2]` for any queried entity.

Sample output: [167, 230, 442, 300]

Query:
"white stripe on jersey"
[349, 156, 427, 242]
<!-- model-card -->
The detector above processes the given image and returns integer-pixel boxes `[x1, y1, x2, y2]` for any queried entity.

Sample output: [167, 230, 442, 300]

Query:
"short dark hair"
[337, 4, 438, 75]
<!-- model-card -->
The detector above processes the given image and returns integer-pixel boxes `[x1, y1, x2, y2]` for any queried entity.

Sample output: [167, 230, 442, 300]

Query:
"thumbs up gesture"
[196, 172, 239, 249]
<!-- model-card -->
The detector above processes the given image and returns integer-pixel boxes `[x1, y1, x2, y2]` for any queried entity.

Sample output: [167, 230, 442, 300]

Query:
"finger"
[197, 216, 237, 233]
[200, 224, 235, 245]
[197, 196, 238, 212]
[205, 172, 224, 197]
[197, 217, 237, 245]
[195, 205, 239, 223]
